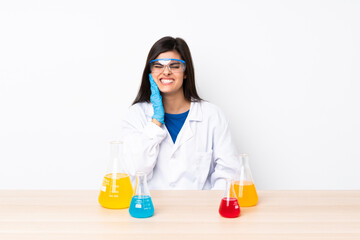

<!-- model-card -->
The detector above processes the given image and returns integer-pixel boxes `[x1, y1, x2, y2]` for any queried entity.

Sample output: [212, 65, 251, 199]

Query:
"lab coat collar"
[170, 100, 203, 154]
[187, 100, 203, 122]
[144, 100, 204, 153]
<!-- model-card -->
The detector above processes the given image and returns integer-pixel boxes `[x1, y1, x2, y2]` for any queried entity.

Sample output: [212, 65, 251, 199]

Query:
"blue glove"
[149, 73, 165, 124]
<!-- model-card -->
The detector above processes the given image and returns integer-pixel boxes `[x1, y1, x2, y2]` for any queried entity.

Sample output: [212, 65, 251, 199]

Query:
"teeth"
[161, 79, 174, 83]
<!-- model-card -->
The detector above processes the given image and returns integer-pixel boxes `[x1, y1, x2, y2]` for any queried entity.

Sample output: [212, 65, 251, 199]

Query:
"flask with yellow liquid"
[98, 141, 133, 209]
[233, 154, 259, 207]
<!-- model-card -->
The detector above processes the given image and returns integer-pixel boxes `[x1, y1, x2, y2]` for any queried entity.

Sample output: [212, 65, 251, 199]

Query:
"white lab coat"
[121, 100, 240, 190]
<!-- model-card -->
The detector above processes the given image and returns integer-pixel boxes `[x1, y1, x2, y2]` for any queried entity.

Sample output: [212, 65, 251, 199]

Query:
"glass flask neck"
[134, 172, 151, 196]
[110, 141, 123, 158]
[238, 153, 254, 183]
[223, 178, 237, 199]
[107, 141, 125, 174]
[240, 153, 249, 167]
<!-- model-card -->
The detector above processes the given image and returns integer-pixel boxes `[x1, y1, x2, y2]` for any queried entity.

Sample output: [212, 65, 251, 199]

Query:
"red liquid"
[219, 197, 240, 218]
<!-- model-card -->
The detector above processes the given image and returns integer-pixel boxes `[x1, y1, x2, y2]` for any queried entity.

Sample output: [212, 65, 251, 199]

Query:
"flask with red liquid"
[219, 178, 240, 218]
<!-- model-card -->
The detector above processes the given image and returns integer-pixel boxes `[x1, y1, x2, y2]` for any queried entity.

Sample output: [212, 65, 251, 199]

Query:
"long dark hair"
[132, 36, 202, 104]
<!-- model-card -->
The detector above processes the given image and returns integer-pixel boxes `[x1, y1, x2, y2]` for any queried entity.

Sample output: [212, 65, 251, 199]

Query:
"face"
[150, 50, 186, 97]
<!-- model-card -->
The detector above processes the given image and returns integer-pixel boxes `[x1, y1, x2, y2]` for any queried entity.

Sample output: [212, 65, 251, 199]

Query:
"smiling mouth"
[160, 78, 174, 84]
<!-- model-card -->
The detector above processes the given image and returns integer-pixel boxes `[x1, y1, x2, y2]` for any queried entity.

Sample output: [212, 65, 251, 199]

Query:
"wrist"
[152, 118, 162, 127]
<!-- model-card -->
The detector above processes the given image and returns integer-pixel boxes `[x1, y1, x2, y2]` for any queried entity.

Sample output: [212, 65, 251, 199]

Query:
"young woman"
[121, 36, 240, 190]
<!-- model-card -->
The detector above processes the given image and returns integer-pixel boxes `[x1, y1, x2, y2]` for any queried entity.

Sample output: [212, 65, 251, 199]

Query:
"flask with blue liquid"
[129, 171, 154, 218]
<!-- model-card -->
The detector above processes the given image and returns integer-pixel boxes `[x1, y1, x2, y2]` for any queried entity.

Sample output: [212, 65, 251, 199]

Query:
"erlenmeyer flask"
[233, 154, 258, 207]
[219, 178, 240, 218]
[98, 141, 134, 209]
[129, 171, 154, 218]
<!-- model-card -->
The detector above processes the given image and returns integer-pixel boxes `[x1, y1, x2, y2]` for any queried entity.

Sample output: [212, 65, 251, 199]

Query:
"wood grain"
[1, 190, 359, 239]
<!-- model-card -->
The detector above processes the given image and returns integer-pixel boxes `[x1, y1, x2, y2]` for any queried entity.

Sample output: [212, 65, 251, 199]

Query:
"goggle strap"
[149, 58, 186, 64]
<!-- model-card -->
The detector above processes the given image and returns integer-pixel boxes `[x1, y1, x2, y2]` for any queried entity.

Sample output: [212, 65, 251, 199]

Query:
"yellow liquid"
[98, 173, 134, 209]
[233, 181, 258, 207]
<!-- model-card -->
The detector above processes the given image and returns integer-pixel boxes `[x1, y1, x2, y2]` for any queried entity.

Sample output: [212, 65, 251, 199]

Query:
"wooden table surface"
[1, 190, 360, 240]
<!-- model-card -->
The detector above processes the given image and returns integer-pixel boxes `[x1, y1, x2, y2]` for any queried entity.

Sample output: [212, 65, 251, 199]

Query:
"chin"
[159, 85, 182, 96]
[159, 87, 174, 93]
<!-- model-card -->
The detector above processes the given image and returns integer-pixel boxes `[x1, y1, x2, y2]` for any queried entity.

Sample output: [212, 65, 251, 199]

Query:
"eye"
[153, 64, 164, 68]
[170, 63, 180, 69]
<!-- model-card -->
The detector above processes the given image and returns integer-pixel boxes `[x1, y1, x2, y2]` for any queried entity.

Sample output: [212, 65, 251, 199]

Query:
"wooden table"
[1, 190, 360, 239]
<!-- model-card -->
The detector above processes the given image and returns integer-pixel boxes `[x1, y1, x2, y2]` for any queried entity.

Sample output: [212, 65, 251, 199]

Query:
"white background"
[1, 0, 359, 190]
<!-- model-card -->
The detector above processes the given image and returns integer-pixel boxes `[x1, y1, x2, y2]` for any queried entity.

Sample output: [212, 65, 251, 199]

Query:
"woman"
[121, 36, 240, 190]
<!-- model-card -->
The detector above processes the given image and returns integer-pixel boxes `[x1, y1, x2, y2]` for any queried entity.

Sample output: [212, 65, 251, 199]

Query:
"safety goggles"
[149, 58, 186, 74]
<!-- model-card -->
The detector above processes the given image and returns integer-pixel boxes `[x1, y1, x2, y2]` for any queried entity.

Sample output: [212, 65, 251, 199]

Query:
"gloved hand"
[149, 73, 165, 124]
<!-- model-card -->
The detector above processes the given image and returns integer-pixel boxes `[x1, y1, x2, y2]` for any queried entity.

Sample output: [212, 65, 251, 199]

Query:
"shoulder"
[123, 102, 153, 124]
[197, 100, 222, 113]
[198, 100, 226, 117]
[122, 102, 153, 129]
[127, 102, 152, 115]
[192, 100, 228, 123]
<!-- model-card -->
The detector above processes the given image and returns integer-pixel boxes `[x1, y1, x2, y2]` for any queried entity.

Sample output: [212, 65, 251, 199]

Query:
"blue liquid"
[129, 195, 154, 218]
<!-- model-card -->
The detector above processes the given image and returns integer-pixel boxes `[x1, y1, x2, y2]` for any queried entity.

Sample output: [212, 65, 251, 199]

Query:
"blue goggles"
[149, 58, 186, 73]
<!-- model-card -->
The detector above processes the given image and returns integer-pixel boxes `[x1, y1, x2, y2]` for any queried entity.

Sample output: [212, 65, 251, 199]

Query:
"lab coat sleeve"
[121, 104, 167, 179]
[210, 110, 241, 190]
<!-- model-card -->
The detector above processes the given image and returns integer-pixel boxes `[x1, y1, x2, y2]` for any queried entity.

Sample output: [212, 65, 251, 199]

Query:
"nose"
[162, 65, 172, 75]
